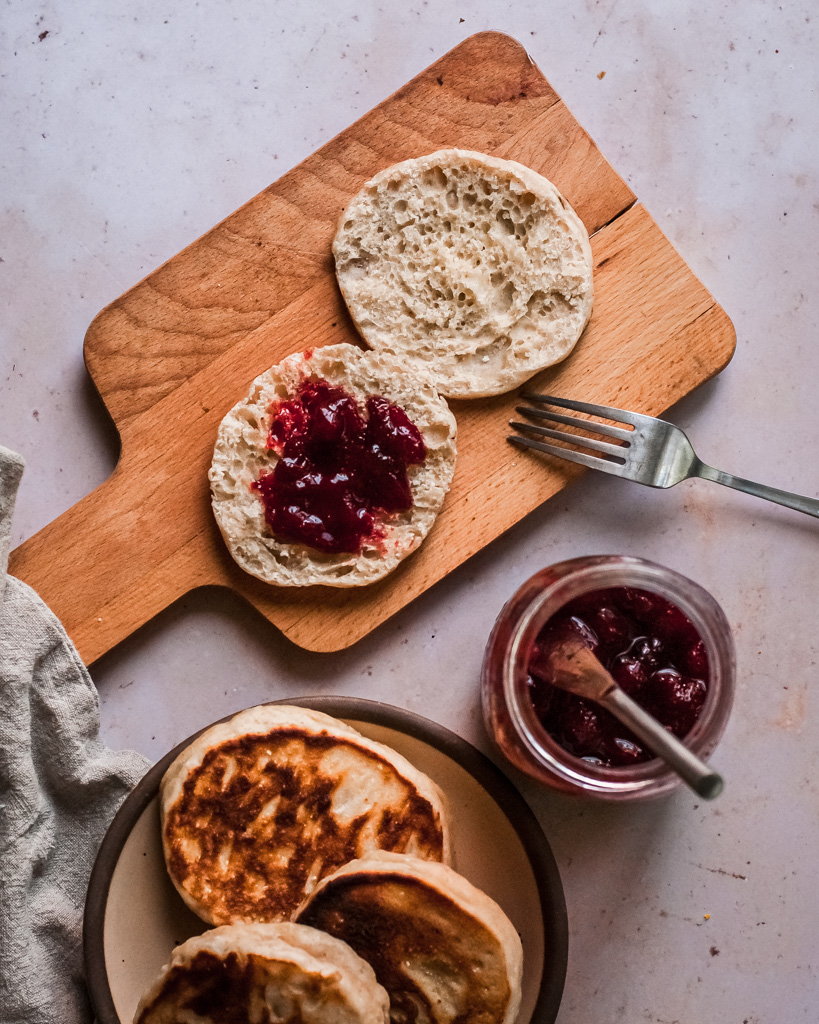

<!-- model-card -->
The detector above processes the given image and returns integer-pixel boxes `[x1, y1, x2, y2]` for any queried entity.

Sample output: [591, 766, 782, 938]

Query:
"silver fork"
[509, 394, 819, 519]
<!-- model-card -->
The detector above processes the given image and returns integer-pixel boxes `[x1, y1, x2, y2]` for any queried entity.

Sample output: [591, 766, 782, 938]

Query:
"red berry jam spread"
[527, 587, 709, 767]
[252, 378, 426, 555]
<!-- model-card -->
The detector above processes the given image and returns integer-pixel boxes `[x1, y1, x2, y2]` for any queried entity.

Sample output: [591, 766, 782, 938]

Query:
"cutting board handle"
[8, 455, 212, 665]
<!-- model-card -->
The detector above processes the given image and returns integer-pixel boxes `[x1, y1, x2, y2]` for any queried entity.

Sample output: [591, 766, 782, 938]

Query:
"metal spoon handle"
[601, 687, 724, 800]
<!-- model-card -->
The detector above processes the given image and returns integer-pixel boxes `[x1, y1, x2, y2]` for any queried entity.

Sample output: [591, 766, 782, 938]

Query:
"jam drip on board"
[252, 378, 426, 555]
[527, 586, 710, 767]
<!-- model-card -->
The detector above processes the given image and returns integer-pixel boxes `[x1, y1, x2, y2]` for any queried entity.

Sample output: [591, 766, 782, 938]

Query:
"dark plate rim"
[83, 696, 568, 1023]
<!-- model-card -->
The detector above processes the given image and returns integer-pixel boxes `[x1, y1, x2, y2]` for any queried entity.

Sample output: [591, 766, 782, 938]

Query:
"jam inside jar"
[481, 556, 736, 801]
[528, 586, 709, 767]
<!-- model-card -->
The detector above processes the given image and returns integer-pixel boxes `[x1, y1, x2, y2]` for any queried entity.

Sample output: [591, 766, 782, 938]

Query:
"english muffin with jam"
[209, 343, 457, 587]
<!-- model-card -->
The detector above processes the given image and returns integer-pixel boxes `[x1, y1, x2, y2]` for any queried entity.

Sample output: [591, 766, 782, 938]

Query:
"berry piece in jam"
[651, 598, 700, 645]
[554, 697, 605, 758]
[615, 586, 658, 620]
[679, 637, 709, 678]
[602, 734, 646, 766]
[526, 586, 709, 767]
[649, 670, 707, 738]
[252, 378, 426, 555]
[609, 654, 648, 698]
[627, 635, 667, 674]
[365, 395, 426, 463]
[584, 603, 633, 659]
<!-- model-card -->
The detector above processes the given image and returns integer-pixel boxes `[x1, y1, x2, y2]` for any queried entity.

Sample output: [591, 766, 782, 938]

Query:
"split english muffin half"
[209, 343, 457, 587]
[334, 148, 594, 398]
[160, 705, 451, 926]
[133, 922, 390, 1024]
[296, 851, 523, 1024]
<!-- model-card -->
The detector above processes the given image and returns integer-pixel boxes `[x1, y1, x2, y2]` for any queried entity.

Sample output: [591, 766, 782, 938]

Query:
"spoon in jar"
[543, 636, 724, 799]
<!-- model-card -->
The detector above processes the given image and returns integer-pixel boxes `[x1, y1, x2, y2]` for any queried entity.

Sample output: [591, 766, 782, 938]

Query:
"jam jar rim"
[501, 555, 736, 796]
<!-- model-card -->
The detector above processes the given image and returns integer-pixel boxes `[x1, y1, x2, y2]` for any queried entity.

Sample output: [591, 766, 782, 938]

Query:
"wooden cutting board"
[9, 32, 735, 664]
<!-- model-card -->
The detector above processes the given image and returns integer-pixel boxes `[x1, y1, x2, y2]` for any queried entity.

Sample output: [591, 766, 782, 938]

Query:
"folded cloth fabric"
[0, 446, 151, 1024]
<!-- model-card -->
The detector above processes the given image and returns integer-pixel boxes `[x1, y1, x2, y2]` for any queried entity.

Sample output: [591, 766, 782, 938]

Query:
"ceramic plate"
[84, 696, 568, 1022]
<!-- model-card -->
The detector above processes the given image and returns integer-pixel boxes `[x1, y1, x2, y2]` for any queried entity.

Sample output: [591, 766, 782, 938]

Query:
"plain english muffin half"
[133, 922, 390, 1024]
[296, 851, 523, 1024]
[209, 343, 457, 587]
[333, 148, 594, 398]
[160, 705, 451, 926]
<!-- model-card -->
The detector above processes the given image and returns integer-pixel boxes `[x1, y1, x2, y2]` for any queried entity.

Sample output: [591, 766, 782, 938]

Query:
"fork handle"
[693, 461, 819, 519]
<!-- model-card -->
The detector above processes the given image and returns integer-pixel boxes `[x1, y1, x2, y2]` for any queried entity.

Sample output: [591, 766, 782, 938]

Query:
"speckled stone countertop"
[2, 2, 817, 1021]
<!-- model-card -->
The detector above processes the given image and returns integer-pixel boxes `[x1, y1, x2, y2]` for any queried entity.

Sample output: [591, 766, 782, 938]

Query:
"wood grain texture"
[8, 32, 735, 663]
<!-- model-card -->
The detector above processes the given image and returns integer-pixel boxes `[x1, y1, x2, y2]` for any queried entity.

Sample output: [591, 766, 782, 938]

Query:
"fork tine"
[523, 393, 647, 430]
[509, 420, 628, 459]
[508, 434, 629, 477]
[515, 404, 632, 441]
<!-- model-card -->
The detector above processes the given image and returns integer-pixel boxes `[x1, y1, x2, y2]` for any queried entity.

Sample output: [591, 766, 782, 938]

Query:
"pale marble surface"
[2, 1, 818, 1021]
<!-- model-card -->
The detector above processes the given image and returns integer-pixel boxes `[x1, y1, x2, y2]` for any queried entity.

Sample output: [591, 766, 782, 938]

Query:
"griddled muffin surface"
[160, 705, 450, 925]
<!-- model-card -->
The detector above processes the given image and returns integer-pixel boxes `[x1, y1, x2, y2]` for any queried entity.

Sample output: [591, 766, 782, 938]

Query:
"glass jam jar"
[482, 556, 735, 800]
